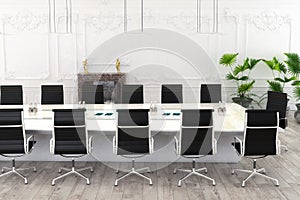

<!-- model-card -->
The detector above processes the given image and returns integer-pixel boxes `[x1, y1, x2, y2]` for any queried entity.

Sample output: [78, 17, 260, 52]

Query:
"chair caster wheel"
[87, 181, 90, 185]
[33, 168, 37, 172]
[212, 182, 216, 186]
[177, 181, 182, 187]
[90, 169, 94, 173]
[58, 170, 62, 174]
[51, 181, 55, 186]
[24, 178, 28, 185]
[242, 183, 245, 187]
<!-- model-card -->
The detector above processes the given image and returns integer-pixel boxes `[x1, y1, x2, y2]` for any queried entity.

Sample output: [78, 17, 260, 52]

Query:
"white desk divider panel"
[0, 103, 245, 163]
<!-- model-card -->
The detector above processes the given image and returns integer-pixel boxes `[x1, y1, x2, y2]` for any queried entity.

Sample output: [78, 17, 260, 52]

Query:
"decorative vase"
[232, 97, 253, 108]
[294, 103, 300, 123]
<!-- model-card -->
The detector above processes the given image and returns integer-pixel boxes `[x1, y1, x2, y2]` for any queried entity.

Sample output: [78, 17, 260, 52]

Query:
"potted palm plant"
[284, 53, 300, 123]
[263, 56, 296, 93]
[219, 53, 261, 108]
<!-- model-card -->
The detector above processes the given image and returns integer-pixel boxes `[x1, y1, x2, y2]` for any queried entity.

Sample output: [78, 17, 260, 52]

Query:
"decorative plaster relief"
[246, 10, 291, 31]
[3, 11, 47, 32]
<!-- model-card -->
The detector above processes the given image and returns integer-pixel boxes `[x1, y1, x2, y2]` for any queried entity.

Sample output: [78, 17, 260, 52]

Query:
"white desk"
[0, 103, 246, 163]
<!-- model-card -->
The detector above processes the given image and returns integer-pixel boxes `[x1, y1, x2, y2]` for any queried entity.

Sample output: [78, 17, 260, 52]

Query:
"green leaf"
[263, 57, 286, 73]
[219, 53, 239, 67]
[284, 53, 300, 76]
[274, 78, 285, 83]
[292, 80, 300, 86]
[233, 65, 248, 75]
[237, 76, 249, 81]
[226, 73, 238, 81]
[293, 86, 300, 101]
[267, 80, 283, 92]
[237, 81, 255, 97]
[248, 58, 261, 70]
[263, 59, 276, 70]
[274, 76, 296, 83]
[277, 62, 287, 74]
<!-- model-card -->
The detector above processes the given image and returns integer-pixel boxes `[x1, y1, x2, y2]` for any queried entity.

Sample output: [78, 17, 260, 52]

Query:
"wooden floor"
[0, 115, 300, 200]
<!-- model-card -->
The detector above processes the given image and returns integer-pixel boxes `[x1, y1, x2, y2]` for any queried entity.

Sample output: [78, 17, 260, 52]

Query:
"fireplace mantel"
[77, 73, 126, 103]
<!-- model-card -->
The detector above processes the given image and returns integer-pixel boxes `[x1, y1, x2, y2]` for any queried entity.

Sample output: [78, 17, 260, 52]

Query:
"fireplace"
[77, 73, 126, 103]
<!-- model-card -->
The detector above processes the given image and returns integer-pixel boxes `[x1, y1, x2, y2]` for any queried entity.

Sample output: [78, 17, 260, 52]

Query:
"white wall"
[0, 0, 299, 108]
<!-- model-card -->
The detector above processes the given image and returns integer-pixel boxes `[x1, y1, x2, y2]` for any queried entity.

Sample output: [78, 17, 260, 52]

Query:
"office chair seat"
[118, 141, 149, 155]
[0, 140, 35, 154]
[54, 141, 87, 154]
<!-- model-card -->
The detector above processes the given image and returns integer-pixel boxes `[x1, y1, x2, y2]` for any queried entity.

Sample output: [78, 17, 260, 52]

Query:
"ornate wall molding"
[3, 11, 47, 32]
[246, 11, 291, 31]
[244, 10, 292, 56]
[84, 12, 123, 32]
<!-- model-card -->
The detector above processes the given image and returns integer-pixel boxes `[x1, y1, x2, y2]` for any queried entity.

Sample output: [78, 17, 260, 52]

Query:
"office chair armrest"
[233, 136, 243, 156]
[150, 137, 154, 154]
[113, 136, 117, 154]
[277, 139, 281, 155]
[25, 135, 34, 153]
[213, 138, 217, 154]
[50, 138, 54, 155]
[174, 136, 180, 155]
[88, 136, 93, 154]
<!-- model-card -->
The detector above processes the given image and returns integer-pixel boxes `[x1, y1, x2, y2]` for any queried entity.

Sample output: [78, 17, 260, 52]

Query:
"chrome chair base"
[52, 160, 93, 186]
[174, 160, 216, 187]
[114, 159, 152, 186]
[281, 145, 288, 152]
[232, 160, 279, 187]
[0, 159, 36, 184]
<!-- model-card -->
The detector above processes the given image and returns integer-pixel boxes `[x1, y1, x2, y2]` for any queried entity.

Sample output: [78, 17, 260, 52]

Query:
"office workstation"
[0, 0, 300, 199]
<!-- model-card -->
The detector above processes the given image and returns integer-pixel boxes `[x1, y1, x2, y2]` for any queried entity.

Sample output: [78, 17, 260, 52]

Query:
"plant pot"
[294, 103, 300, 123]
[232, 97, 253, 108]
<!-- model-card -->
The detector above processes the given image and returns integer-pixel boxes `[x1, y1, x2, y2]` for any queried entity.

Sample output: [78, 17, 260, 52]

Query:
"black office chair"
[232, 110, 280, 187]
[161, 84, 183, 103]
[81, 82, 104, 104]
[113, 109, 153, 186]
[174, 109, 216, 186]
[266, 91, 288, 151]
[200, 84, 222, 103]
[50, 109, 93, 186]
[121, 84, 144, 104]
[0, 85, 23, 105]
[0, 109, 36, 184]
[41, 85, 64, 105]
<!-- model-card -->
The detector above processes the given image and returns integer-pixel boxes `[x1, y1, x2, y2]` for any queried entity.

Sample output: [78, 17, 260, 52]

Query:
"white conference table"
[18, 103, 246, 133]
[0, 103, 246, 163]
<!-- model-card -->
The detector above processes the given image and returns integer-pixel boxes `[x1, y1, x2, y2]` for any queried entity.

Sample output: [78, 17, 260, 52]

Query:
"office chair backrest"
[244, 110, 279, 156]
[0, 85, 23, 105]
[180, 109, 214, 156]
[0, 109, 25, 154]
[121, 85, 144, 104]
[41, 85, 64, 105]
[81, 82, 104, 104]
[266, 91, 288, 129]
[161, 84, 183, 104]
[200, 84, 222, 103]
[116, 109, 150, 155]
[52, 109, 87, 155]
